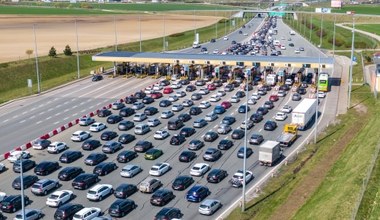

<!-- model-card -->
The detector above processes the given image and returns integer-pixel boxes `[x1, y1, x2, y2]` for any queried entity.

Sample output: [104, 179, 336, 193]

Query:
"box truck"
[259, 140, 282, 166]
[291, 98, 317, 130]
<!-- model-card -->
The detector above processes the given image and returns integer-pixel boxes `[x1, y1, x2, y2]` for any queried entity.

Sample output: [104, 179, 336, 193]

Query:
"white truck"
[266, 73, 277, 86]
[192, 33, 201, 48]
[291, 98, 317, 130]
[259, 140, 282, 166]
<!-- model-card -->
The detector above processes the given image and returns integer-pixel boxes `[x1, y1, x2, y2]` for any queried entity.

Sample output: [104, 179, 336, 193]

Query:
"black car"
[159, 100, 172, 107]
[172, 175, 194, 191]
[150, 189, 176, 206]
[189, 106, 202, 115]
[264, 120, 277, 131]
[118, 120, 134, 131]
[114, 183, 138, 199]
[135, 91, 146, 99]
[117, 150, 138, 163]
[34, 161, 60, 176]
[58, 166, 84, 181]
[207, 169, 228, 183]
[217, 139, 234, 150]
[134, 140, 153, 153]
[125, 96, 137, 104]
[256, 107, 269, 115]
[160, 80, 170, 86]
[12, 175, 39, 190]
[109, 199, 136, 217]
[238, 105, 250, 113]
[84, 152, 108, 166]
[250, 113, 263, 123]
[264, 101, 274, 109]
[101, 130, 118, 141]
[222, 116, 236, 125]
[203, 131, 219, 142]
[297, 87, 307, 95]
[180, 127, 196, 137]
[0, 195, 30, 213]
[13, 159, 36, 173]
[177, 113, 192, 122]
[98, 109, 112, 117]
[72, 173, 100, 190]
[231, 129, 245, 140]
[119, 107, 135, 117]
[144, 107, 158, 116]
[93, 162, 118, 176]
[107, 115, 123, 124]
[54, 203, 84, 220]
[155, 207, 183, 220]
[102, 141, 123, 154]
[186, 85, 196, 92]
[237, 147, 253, 158]
[235, 91, 245, 98]
[118, 134, 136, 144]
[82, 139, 101, 151]
[32, 138, 51, 150]
[170, 134, 186, 145]
[195, 79, 206, 86]
[212, 80, 223, 87]
[142, 96, 155, 104]
[59, 150, 83, 163]
[179, 79, 190, 85]
[92, 75, 103, 82]
[179, 151, 197, 162]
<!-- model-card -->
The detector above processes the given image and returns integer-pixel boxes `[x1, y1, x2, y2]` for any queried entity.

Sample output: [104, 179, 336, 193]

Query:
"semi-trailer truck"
[291, 98, 317, 130]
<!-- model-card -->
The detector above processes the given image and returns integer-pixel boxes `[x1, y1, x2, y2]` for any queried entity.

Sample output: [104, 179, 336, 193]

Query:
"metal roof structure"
[92, 51, 334, 69]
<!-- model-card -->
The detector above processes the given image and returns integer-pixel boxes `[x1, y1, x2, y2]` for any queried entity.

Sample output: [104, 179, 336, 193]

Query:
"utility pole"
[163, 14, 166, 52]
[319, 13, 324, 47]
[348, 15, 355, 109]
[114, 16, 118, 51]
[75, 19, 80, 79]
[33, 24, 41, 94]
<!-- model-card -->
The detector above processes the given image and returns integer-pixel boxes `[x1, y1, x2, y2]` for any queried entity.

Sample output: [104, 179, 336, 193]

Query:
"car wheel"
[99, 195, 103, 201]
[12, 207, 16, 212]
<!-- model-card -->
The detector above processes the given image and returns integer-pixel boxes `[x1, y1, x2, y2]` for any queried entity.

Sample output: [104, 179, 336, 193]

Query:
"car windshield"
[151, 167, 159, 171]
[88, 190, 96, 195]
[200, 204, 210, 209]
[49, 194, 59, 199]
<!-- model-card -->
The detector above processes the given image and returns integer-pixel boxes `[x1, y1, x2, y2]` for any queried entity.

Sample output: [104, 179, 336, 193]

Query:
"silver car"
[199, 199, 222, 215]
[14, 209, 43, 220]
[31, 179, 59, 196]
[120, 164, 142, 178]
[217, 124, 231, 134]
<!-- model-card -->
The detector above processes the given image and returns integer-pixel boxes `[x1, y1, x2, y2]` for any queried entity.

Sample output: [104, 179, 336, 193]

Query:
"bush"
[63, 45, 73, 56]
[169, 33, 184, 37]
[49, 46, 57, 58]
[80, 3, 93, 9]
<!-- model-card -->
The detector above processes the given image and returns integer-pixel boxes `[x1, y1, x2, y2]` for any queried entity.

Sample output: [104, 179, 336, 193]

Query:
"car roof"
[201, 199, 219, 206]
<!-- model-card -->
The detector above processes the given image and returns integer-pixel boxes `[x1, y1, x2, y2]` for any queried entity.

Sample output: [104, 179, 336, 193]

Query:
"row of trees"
[25, 45, 73, 59]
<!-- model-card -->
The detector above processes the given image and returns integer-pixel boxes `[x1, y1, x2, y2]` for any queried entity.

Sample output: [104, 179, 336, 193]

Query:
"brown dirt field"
[0, 14, 220, 63]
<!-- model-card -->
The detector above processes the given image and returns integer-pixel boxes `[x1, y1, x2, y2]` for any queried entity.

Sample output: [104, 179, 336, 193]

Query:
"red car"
[269, 95, 279, 102]
[163, 87, 173, 94]
[221, 101, 232, 109]
[207, 84, 217, 91]
[151, 92, 163, 99]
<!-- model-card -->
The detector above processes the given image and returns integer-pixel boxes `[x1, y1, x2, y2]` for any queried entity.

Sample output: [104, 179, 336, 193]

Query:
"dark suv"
[134, 140, 153, 153]
[119, 107, 135, 117]
[155, 207, 183, 220]
[150, 189, 176, 206]
[170, 135, 186, 145]
[54, 203, 84, 220]
[13, 159, 36, 173]
[207, 169, 228, 183]
[58, 166, 84, 181]
[108, 199, 136, 217]
[12, 175, 39, 190]
[72, 173, 100, 190]
[0, 195, 30, 213]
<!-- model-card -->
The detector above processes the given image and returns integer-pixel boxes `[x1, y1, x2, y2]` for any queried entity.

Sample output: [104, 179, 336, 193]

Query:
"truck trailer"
[259, 140, 282, 166]
[277, 124, 298, 147]
[291, 98, 317, 130]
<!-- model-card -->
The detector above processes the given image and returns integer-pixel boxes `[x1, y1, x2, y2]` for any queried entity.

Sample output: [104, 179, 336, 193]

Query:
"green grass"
[295, 4, 380, 15]
[355, 24, 380, 36]
[0, 5, 119, 14]
[335, 51, 365, 83]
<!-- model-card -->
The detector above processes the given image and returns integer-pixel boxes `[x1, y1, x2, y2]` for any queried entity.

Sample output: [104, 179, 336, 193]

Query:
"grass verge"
[295, 4, 380, 15]
[355, 24, 380, 36]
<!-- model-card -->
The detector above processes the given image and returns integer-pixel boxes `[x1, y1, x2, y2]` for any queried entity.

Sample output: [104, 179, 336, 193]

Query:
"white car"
[216, 90, 226, 97]
[213, 49, 219, 54]
[48, 142, 67, 154]
[147, 118, 161, 127]
[171, 82, 182, 89]
[199, 101, 211, 109]
[154, 130, 170, 140]
[240, 120, 254, 130]
[133, 113, 147, 122]
[205, 112, 218, 122]
[281, 105, 293, 113]
[251, 93, 261, 100]
[182, 99, 194, 107]
[87, 184, 113, 201]
[223, 36, 228, 40]
[294, 49, 300, 54]
[153, 84, 163, 90]
[172, 104, 184, 112]
[132, 102, 145, 110]
[176, 91, 186, 97]
[71, 130, 91, 142]
[285, 79, 293, 85]
[247, 98, 257, 105]
[199, 88, 209, 95]
[145, 87, 153, 94]
[190, 163, 210, 177]
[161, 110, 174, 119]
[168, 95, 179, 102]
[89, 122, 107, 132]
[275, 112, 287, 121]
[230, 170, 253, 188]
[209, 94, 221, 102]
[0, 192, 6, 202]
[318, 91, 326, 98]
[73, 207, 101, 220]
[149, 162, 171, 176]
[277, 90, 287, 97]
[280, 45, 286, 50]
[7, 150, 30, 163]
[120, 164, 142, 178]
[79, 117, 95, 126]
[46, 190, 74, 207]
[230, 96, 240, 103]
[243, 32, 248, 36]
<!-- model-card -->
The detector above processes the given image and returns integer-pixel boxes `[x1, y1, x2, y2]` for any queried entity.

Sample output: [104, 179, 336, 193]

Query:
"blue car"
[213, 106, 226, 114]
[238, 105, 250, 113]
[186, 184, 210, 202]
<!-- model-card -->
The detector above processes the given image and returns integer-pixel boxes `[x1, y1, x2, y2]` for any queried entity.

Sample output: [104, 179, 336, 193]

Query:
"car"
[139, 177, 162, 193]
[144, 106, 158, 115]
[189, 106, 202, 115]
[86, 185, 113, 201]
[240, 120, 254, 129]
[318, 91, 326, 98]
[195, 79, 206, 86]
[135, 91, 146, 99]
[72, 173, 100, 190]
[114, 183, 137, 199]
[125, 96, 137, 104]
[100, 130, 118, 141]
[186, 185, 210, 202]
[191, 93, 202, 100]
[120, 164, 142, 178]
[163, 87, 173, 94]
[280, 45, 286, 50]
[177, 113, 191, 122]
[117, 150, 138, 163]
[147, 118, 161, 127]
[210, 38, 216, 43]
[31, 178, 59, 196]
[188, 139, 205, 151]
[212, 49, 219, 54]
[250, 113, 263, 123]
[263, 101, 274, 110]
[161, 110, 174, 119]
[170, 134, 186, 145]
[294, 49, 300, 54]
[112, 102, 125, 110]
[142, 96, 155, 104]
[222, 116, 236, 125]
[231, 129, 245, 140]
[160, 80, 170, 86]
[292, 93, 302, 101]
[34, 161, 59, 176]
[297, 87, 307, 95]
[178, 150, 197, 162]
[149, 162, 171, 176]
[59, 150, 83, 163]
[207, 84, 216, 91]
[220, 101, 232, 109]
[159, 99, 172, 107]
[190, 163, 210, 176]
[182, 99, 194, 107]
[134, 140, 153, 153]
[89, 122, 107, 132]
[186, 85, 196, 92]
[119, 107, 135, 117]
[0, 163, 5, 173]
[256, 106, 269, 115]
[224, 84, 234, 92]
[193, 118, 208, 128]
[269, 94, 279, 102]
[230, 170, 254, 187]
[12, 175, 39, 190]
[277, 90, 287, 97]
[203, 148, 222, 162]
[217, 124, 231, 134]
[238, 105, 250, 113]
[134, 123, 150, 135]
[118, 134, 135, 144]
[180, 127, 196, 137]
[97, 109, 112, 117]
[199, 88, 209, 95]
[209, 94, 221, 102]
[54, 203, 84, 220]
[249, 133, 264, 145]
[145, 148, 163, 160]
[264, 120, 277, 131]
[172, 104, 184, 112]
[102, 141, 122, 154]
[132, 102, 145, 110]
[58, 167, 84, 181]
[150, 189, 175, 206]
[47, 142, 67, 154]
[205, 112, 218, 122]
[203, 131, 219, 142]
[217, 139, 234, 150]
[92, 74, 103, 81]
[155, 207, 183, 220]
[251, 93, 261, 100]
[289, 43, 294, 47]
[237, 147, 253, 158]
[0, 195, 30, 213]
[275, 112, 287, 121]
[133, 113, 147, 122]
[223, 36, 228, 40]
[199, 101, 211, 109]
[82, 139, 101, 150]
[72, 207, 101, 220]
[281, 105, 292, 113]
[213, 105, 226, 114]
[46, 190, 74, 207]
[151, 91, 163, 99]
[32, 138, 52, 150]
[199, 199, 222, 215]
[84, 152, 107, 166]
[257, 88, 267, 96]
[172, 175, 194, 191]
[71, 130, 91, 142]
[13, 159, 36, 173]
[108, 199, 136, 217]
[118, 120, 134, 131]
[176, 90, 186, 97]
[152, 129, 169, 140]
[246, 98, 256, 105]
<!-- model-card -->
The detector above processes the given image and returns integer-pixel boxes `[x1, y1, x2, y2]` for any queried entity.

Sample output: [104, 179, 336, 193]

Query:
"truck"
[291, 98, 317, 130]
[192, 33, 201, 48]
[259, 140, 282, 166]
[277, 124, 298, 147]
[266, 73, 277, 86]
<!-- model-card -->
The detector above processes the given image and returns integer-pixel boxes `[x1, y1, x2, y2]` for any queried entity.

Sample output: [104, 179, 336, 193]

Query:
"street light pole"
[114, 16, 118, 51]
[163, 14, 166, 52]
[75, 19, 80, 79]
[332, 14, 337, 57]
[309, 14, 312, 42]
[348, 15, 355, 109]
[241, 69, 250, 212]
[33, 24, 41, 94]
[319, 13, 324, 47]
[215, 9, 218, 39]
[20, 153, 26, 219]
[139, 14, 142, 52]
[314, 54, 321, 144]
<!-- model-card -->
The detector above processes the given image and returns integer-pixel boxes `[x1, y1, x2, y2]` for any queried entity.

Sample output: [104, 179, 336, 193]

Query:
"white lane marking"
[36, 121, 42, 124]
[3, 119, 9, 123]
[89, 105, 95, 109]
[71, 98, 77, 102]
[56, 104, 62, 108]
[54, 121, 60, 125]
[12, 115, 17, 119]
[38, 104, 43, 108]
[73, 113, 78, 116]
[64, 101, 69, 105]
[47, 108, 53, 112]
[55, 112, 61, 116]
[30, 115, 35, 119]
[19, 120, 26, 123]
[259, 129, 262, 132]
[38, 112, 45, 115]
[214, 125, 218, 128]
[31, 107, 36, 111]
[22, 111, 27, 115]
[63, 117, 69, 121]
[64, 109, 69, 112]
[53, 98, 58, 101]
[72, 105, 78, 109]
[46, 116, 52, 120]
[80, 109, 86, 113]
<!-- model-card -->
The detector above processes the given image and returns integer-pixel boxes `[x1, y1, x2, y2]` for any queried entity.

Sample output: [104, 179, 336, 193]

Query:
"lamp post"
[75, 19, 80, 79]
[348, 15, 355, 109]
[319, 13, 324, 47]
[33, 24, 41, 94]
[114, 16, 118, 51]
[309, 14, 312, 42]
[314, 53, 321, 144]
[241, 68, 250, 212]
[332, 14, 336, 57]
[139, 14, 142, 52]
[20, 152, 26, 219]
[163, 15, 166, 52]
